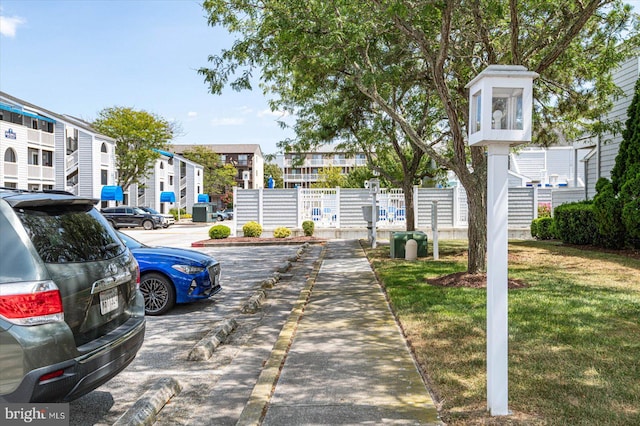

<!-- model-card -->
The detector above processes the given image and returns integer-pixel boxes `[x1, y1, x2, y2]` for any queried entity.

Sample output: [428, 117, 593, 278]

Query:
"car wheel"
[142, 220, 154, 230]
[140, 273, 176, 316]
[217, 215, 224, 221]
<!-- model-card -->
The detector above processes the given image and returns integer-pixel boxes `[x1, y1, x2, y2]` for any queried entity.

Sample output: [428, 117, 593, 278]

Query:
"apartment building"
[0, 92, 205, 213]
[132, 149, 204, 215]
[0, 92, 118, 207]
[276, 144, 367, 188]
[171, 143, 264, 190]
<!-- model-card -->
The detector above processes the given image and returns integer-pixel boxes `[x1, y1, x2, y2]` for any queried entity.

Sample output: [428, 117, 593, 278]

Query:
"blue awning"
[101, 186, 123, 201]
[153, 148, 174, 158]
[197, 194, 210, 202]
[160, 191, 176, 202]
[0, 103, 56, 123]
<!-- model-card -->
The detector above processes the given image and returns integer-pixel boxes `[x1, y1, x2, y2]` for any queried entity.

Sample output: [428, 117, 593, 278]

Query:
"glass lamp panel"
[471, 91, 482, 134]
[491, 87, 523, 130]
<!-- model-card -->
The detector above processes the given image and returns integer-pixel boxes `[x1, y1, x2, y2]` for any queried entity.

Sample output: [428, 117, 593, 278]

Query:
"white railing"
[66, 151, 79, 170]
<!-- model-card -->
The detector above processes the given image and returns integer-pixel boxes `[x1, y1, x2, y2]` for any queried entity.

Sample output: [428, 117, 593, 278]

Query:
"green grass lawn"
[365, 240, 640, 425]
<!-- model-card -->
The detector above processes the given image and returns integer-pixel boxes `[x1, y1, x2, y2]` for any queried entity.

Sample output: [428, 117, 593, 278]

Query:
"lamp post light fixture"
[466, 65, 538, 416]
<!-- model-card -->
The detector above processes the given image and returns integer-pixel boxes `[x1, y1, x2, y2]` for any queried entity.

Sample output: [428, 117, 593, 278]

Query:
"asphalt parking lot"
[69, 224, 323, 425]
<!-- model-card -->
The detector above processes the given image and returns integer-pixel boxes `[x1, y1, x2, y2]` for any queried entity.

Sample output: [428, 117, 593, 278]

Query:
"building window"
[220, 155, 226, 163]
[32, 118, 38, 130]
[101, 170, 108, 185]
[160, 162, 164, 169]
[28, 148, 39, 165]
[4, 148, 17, 163]
[239, 154, 248, 166]
[101, 143, 107, 153]
[169, 175, 174, 185]
[4, 182, 17, 189]
[168, 158, 173, 166]
[28, 184, 39, 191]
[160, 182, 165, 191]
[42, 150, 53, 167]
[43, 184, 53, 190]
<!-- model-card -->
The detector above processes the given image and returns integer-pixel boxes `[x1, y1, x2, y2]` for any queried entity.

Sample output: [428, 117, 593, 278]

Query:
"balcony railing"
[26, 129, 55, 147]
[66, 151, 79, 170]
[4, 162, 18, 177]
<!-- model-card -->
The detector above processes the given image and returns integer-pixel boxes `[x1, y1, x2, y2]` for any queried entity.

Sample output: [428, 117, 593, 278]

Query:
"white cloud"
[0, 15, 26, 38]
[258, 108, 290, 118]
[210, 117, 245, 126]
[187, 111, 197, 118]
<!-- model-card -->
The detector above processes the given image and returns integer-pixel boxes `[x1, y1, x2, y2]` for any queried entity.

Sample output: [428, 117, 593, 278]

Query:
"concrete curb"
[187, 318, 238, 361]
[112, 377, 182, 426]
[235, 246, 327, 426]
[241, 289, 267, 314]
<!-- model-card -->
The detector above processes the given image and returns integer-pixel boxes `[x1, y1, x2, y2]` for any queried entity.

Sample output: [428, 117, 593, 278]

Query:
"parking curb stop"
[113, 376, 182, 426]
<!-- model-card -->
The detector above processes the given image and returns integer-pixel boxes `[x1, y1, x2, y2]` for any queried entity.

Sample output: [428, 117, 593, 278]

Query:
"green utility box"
[192, 203, 216, 222]
[390, 231, 428, 259]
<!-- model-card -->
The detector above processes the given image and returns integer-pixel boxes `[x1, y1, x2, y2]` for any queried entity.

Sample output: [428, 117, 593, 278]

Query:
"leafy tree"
[264, 162, 283, 188]
[610, 79, 640, 247]
[199, 0, 638, 273]
[345, 167, 376, 189]
[311, 165, 347, 188]
[180, 145, 237, 200]
[93, 107, 175, 193]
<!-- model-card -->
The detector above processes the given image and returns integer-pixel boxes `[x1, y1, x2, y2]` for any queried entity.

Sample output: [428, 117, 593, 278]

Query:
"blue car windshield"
[117, 231, 145, 249]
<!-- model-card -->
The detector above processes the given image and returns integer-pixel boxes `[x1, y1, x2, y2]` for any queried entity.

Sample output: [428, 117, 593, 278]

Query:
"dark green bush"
[535, 217, 555, 240]
[302, 220, 315, 237]
[592, 178, 625, 249]
[530, 219, 539, 239]
[209, 224, 231, 239]
[242, 221, 262, 237]
[553, 201, 597, 245]
[273, 226, 292, 238]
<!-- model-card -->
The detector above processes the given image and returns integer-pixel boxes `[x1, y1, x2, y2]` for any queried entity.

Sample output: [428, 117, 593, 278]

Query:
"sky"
[2, 1, 640, 157]
[0, 0, 295, 155]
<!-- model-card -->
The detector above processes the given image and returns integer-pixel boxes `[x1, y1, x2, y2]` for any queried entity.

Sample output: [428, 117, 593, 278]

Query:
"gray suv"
[0, 188, 145, 402]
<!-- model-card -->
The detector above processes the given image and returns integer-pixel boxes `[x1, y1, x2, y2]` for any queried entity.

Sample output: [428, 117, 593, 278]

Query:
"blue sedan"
[117, 231, 222, 315]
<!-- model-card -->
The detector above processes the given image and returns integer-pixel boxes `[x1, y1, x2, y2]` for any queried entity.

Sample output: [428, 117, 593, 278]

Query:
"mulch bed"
[193, 236, 326, 245]
[426, 272, 528, 289]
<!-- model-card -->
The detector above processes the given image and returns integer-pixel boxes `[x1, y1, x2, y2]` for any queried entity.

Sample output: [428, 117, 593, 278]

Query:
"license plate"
[99, 287, 119, 315]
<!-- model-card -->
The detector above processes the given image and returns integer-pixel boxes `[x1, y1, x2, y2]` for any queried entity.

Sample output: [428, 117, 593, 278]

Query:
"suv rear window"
[16, 205, 125, 263]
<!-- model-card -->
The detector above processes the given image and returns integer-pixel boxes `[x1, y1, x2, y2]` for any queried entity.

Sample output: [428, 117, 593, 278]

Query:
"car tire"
[142, 220, 154, 230]
[140, 273, 176, 316]
[217, 215, 224, 221]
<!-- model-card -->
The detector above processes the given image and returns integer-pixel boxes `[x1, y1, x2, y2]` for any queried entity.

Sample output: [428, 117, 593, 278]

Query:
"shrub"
[532, 217, 555, 240]
[169, 207, 187, 220]
[530, 219, 539, 239]
[592, 178, 625, 249]
[302, 220, 315, 237]
[273, 226, 292, 238]
[553, 201, 597, 245]
[242, 221, 262, 237]
[209, 224, 231, 239]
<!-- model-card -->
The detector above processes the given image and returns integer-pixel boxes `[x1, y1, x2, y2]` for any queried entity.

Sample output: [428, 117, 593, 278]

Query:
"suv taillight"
[0, 281, 64, 326]
[135, 263, 141, 289]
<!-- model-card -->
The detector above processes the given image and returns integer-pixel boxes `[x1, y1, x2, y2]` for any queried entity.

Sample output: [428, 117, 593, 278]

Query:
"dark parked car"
[117, 231, 222, 315]
[139, 206, 175, 227]
[0, 188, 145, 403]
[101, 206, 163, 230]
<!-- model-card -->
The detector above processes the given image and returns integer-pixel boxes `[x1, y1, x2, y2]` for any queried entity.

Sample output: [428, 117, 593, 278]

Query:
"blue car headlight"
[172, 264, 205, 274]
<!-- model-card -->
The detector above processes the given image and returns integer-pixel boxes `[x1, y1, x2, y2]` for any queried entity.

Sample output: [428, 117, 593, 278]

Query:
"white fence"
[232, 186, 584, 235]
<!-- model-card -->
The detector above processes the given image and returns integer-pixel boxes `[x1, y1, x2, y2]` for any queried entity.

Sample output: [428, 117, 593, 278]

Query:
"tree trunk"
[403, 183, 415, 231]
[463, 177, 487, 274]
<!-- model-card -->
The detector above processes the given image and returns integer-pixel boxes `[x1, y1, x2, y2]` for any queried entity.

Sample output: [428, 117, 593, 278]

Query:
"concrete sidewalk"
[241, 240, 441, 425]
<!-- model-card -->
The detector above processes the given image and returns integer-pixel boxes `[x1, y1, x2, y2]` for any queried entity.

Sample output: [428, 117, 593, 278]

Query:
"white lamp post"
[466, 65, 538, 416]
